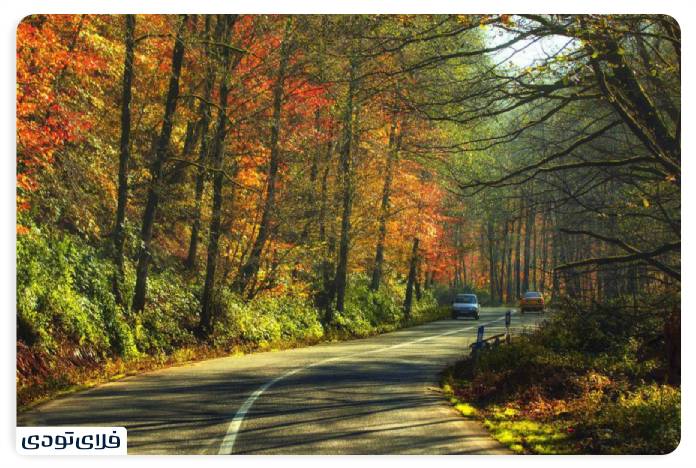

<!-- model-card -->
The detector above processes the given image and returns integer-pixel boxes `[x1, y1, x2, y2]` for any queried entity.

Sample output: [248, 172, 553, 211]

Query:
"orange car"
[519, 291, 545, 313]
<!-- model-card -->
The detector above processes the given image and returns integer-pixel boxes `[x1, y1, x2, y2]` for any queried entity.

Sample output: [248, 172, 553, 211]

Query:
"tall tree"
[112, 14, 136, 306]
[234, 17, 293, 297]
[514, 200, 523, 299]
[505, 218, 514, 302]
[369, 116, 400, 291]
[332, 55, 359, 316]
[132, 15, 188, 313]
[199, 15, 238, 336]
[522, 197, 534, 293]
[186, 15, 218, 271]
[403, 237, 420, 320]
[486, 218, 498, 304]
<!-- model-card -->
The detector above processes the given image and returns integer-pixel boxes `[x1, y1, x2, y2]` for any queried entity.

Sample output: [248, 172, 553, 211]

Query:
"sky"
[484, 21, 578, 70]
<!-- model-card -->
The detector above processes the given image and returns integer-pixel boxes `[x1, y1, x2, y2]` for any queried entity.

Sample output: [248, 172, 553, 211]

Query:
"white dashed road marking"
[217, 312, 512, 454]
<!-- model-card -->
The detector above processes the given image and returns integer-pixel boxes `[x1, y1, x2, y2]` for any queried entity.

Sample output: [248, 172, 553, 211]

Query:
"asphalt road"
[18, 307, 545, 454]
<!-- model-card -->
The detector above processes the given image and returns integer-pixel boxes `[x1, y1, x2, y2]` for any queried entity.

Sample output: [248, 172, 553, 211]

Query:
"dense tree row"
[17, 14, 680, 341]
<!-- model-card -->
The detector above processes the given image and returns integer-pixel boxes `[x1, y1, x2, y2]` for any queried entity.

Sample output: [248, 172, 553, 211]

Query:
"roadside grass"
[442, 378, 575, 454]
[441, 298, 680, 455]
[482, 417, 573, 455]
[18, 305, 451, 412]
[18, 338, 319, 412]
[18, 227, 454, 411]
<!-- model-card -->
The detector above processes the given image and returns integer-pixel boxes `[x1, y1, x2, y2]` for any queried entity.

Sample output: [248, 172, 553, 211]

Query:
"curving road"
[18, 307, 545, 454]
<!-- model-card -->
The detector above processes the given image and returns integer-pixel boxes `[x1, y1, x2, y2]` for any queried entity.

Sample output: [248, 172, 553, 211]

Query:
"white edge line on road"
[217, 311, 513, 454]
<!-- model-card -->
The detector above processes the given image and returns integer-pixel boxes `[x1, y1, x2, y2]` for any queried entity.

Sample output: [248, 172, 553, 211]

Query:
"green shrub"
[540, 297, 665, 356]
[212, 289, 324, 348]
[588, 384, 680, 454]
[137, 270, 198, 355]
[331, 273, 440, 335]
[334, 302, 378, 336]
[262, 295, 324, 342]
[344, 274, 403, 327]
[209, 288, 245, 348]
[17, 226, 137, 358]
[445, 296, 680, 454]
[411, 288, 438, 318]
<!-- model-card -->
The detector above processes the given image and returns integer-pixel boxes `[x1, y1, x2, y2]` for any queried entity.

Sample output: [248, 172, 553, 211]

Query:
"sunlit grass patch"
[454, 402, 478, 417]
[483, 416, 574, 454]
[489, 404, 518, 420]
[440, 299, 681, 454]
[442, 381, 478, 418]
[441, 383, 573, 453]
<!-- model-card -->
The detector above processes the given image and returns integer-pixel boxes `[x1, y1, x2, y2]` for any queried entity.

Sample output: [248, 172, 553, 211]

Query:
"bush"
[212, 288, 324, 349]
[540, 297, 665, 356]
[17, 226, 446, 407]
[136, 270, 198, 355]
[411, 288, 439, 319]
[335, 273, 439, 335]
[344, 274, 403, 327]
[444, 295, 681, 454]
[17, 226, 137, 358]
[585, 384, 680, 454]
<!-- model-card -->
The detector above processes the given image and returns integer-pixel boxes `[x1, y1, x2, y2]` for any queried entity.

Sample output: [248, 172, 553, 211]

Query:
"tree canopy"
[17, 13, 679, 344]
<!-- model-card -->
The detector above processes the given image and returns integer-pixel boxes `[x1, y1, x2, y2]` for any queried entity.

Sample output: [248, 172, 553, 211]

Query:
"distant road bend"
[19, 308, 544, 454]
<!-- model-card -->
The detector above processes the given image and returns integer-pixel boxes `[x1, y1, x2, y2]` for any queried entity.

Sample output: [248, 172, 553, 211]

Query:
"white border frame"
[2, 1, 691, 467]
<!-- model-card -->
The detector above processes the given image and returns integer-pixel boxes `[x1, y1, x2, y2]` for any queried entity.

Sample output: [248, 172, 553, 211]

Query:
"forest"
[16, 15, 680, 449]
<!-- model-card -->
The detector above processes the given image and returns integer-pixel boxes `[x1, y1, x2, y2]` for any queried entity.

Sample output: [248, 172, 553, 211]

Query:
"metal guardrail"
[470, 310, 513, 358]
[469, 308, 550, 359]
[469, 333, 507, 351]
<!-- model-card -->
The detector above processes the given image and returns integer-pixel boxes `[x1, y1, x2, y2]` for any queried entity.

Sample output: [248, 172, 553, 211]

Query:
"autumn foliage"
[16, 14, 680, 422]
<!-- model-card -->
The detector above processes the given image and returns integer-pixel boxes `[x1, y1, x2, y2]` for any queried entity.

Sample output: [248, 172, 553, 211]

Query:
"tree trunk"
[514, 200, 523, 299]
[531, 210, 537, 290]
[186, 15, 219, 271]
[198, 15, 237, 336]
[522, 201, 534, 293]
[316, 140, 335, 317]
[132, 15, 187, 313]
[404, 237, 419, 321]
[478, 227, 487, 292]
[112, 14, 136, 306]
[665, 306, 681, 385]
[506, 218, 514, 302]
[461, 249, 468, 286]
[551, 211, 561, 300]
[539, 213, 548, 293]
[487, 218, 497, 304]
[369, 116, 400, 291]
[414, 258, 422, 301]
[318, 140, 332, 243]
[332, 57, 358, 316]
[498, 219, 509, 302]
[234, 18, 292, 297]
[300, 109, 322, 239]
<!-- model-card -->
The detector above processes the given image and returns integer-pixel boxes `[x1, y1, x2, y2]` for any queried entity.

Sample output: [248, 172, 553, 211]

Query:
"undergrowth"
[17, 225, 443, 409]
[442, 298, 680, 454]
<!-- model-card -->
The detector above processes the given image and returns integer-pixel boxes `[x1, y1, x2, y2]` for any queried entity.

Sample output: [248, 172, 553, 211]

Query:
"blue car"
[451, 294, 480, 320]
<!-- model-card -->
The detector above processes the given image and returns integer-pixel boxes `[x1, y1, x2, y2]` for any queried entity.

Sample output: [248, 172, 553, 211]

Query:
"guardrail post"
[471, 325, 484, 367]
[476, 325, 484, 346]
[505, 310, 511, 344]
